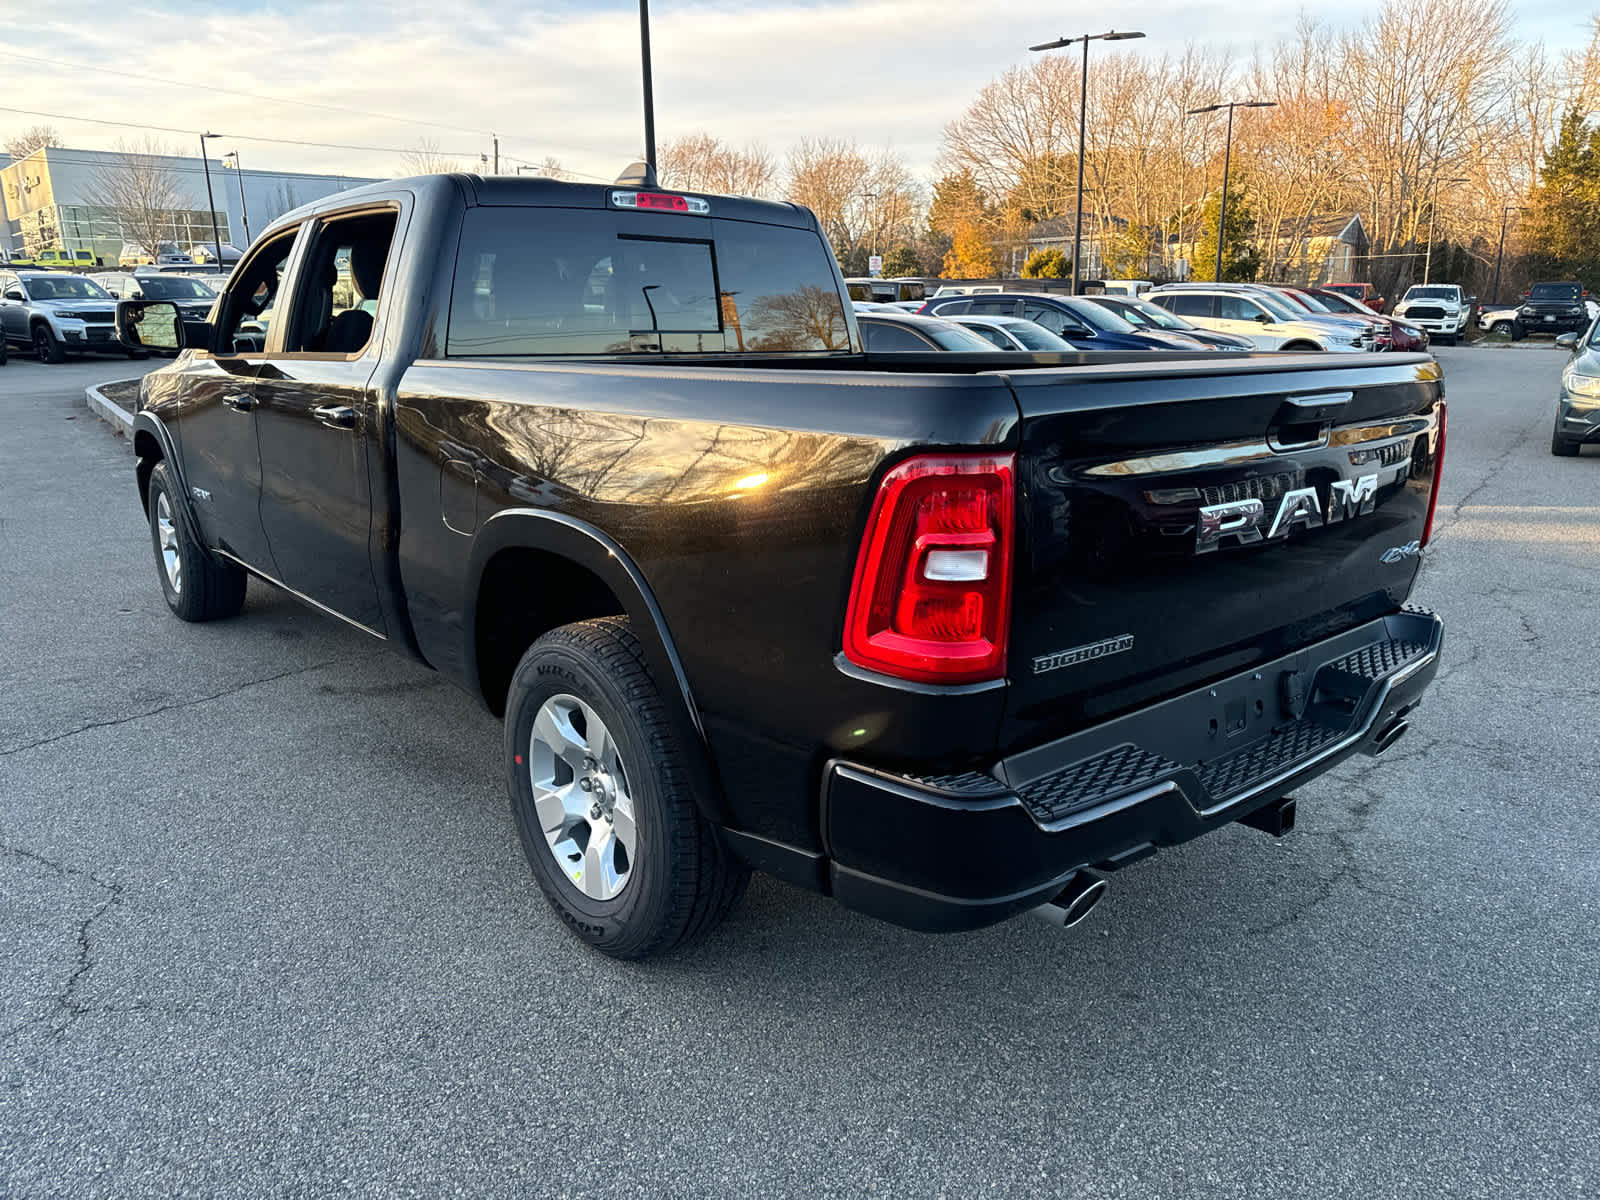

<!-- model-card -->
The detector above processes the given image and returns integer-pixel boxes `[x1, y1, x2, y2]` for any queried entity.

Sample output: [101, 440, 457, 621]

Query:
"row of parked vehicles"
[852, 281, 1429, 356]
[0, 265, 224, 363]
[1, 240, 245, 270]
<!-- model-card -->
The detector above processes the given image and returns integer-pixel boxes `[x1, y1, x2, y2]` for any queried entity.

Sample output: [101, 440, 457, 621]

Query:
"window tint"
[447, 208, 848, 356]
[1165, 294, 1213, 318]
[969, 324, 1013, 349]
[967, 299, 1015, 316]
[1217, 295, 1264, 321]
[1023, 303, 1087, 336]
[859, 320, 934, 351]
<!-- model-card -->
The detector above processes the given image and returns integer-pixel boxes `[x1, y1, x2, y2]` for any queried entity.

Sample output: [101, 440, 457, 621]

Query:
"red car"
[1322, 282, 1385, 313]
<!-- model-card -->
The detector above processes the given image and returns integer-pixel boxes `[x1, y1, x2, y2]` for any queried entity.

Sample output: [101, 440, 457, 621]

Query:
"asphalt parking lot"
[2, 344, 1597, 1199]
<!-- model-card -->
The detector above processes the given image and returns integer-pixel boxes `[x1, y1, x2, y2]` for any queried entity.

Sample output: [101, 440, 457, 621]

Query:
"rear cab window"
[445, 207, 851, 357]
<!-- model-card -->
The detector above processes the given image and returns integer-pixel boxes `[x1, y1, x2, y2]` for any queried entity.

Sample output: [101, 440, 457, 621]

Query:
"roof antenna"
[617, 0, 659, 188]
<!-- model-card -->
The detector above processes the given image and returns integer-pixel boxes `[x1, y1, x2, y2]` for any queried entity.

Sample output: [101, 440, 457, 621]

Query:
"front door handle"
[313, 404, 358, 430]
[223, 392, 254, 413]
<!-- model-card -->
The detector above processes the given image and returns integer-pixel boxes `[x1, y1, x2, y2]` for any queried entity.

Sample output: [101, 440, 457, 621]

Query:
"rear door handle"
[223, 392, 254, 413]
[313, 404, 358, 430]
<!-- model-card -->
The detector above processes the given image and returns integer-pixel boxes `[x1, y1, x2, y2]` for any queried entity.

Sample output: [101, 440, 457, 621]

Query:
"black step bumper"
[822, 609, 1443, 932]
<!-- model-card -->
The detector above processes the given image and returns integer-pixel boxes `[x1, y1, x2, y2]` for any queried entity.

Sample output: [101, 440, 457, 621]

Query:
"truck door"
[252, 207, 398, 636]
[168, 226, 304, 572]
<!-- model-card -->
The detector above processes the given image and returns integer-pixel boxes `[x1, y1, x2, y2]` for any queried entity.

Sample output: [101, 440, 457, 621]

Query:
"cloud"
[4, 0, 1587, 185]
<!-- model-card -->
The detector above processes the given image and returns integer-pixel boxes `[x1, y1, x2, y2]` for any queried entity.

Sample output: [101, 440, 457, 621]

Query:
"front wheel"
[505, 616, 748, 959]
[32, 324, 64, 363]
[146, 462, 247, 621]
[1511, 321, 1526, 342]
[1552, 428, 1581, 456]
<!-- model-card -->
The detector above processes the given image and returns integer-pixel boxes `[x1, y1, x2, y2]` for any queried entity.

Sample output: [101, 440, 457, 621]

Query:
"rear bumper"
[823, 608, 1444, 932]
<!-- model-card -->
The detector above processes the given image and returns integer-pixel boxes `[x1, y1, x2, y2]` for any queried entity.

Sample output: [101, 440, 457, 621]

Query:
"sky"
[2, 0, 1594, 186]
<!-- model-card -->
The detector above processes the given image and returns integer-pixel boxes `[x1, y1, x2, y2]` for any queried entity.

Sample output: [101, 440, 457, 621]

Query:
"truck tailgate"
[998, 353, 1443, 753]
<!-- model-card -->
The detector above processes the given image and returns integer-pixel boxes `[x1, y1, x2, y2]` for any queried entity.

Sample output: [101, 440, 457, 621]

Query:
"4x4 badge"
[1033, 634, 1135, 674]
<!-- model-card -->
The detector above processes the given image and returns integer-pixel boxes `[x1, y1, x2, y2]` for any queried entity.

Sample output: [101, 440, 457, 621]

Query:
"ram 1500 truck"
[117, 173, 1446, 959]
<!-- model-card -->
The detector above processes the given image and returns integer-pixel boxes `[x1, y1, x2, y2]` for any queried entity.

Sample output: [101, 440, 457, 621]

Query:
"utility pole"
[1491, 205, 1527, 305]
[493, 135, 499, 174]
[198, 132, 224, 266]
[1030, 29, 1145, 294]
[1422, 176, 1469, 285]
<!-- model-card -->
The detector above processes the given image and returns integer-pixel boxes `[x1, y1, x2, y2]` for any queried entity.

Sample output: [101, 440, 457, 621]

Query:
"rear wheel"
[1280, 340, 1321, 352]
[146, 461, 247, 621]
[505, 616, 748, 959]
[1552, 427, 1581, 457]
[32, 323, 64, 364]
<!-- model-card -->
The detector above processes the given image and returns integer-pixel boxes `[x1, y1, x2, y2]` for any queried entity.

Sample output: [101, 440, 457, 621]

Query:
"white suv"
[1148, 286, 1367, 351]
[1391, 285, 1470, 344]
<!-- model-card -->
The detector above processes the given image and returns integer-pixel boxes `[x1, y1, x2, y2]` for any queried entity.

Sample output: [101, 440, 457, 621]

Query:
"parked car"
[14, 247, 101, 270]
[1477, 304, 1520, 335]
[1308, 288, 1428, 352]
[0, 270, 147, 362]
[1095, 279, 1154, 297]
[187, 242, 245, 267]
[855, 311, 1001, 351]
[92, 271, 218, 325]
[1511, 281, 1589, 341]
[1553, 327, 1600, 454]
[1390, 284, 1471, 344]
[844, 277, 928, 304]
[1270, 286, 1394, 350]
[1146, 285, 1371, 351]
[1081, 294, 1253, 350]
[922, 293, 1212, 351]
[946, 313, 1083, 351]
[119, 241, 195, 268]
[115, 172, 1444, 958]
[1321, 282, 1385, 312]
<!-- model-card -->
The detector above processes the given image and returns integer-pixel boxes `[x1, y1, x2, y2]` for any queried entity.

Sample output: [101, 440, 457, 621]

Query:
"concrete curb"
[85, 381, 135, 436]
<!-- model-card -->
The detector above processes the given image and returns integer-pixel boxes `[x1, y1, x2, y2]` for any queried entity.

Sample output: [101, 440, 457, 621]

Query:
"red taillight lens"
[1420, 401, 1447, 547]
[843, 453, 1014, 684]
[609, 189, 710, 214]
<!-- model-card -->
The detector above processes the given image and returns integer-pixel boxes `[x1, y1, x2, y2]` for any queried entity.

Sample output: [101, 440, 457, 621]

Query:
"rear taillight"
[1420, 401, 1447, 547]
[843, 453, 1014, 684]
[609, 190, 710, 215]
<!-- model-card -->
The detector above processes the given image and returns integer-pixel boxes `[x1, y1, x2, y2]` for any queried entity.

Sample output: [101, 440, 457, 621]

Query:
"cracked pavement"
[2, 348, 1597, 1198]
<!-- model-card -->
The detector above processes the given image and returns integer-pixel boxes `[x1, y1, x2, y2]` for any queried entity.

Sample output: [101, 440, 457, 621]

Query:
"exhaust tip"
[1373, 719, 1409, 754]
[1030, 871, 1108, 929]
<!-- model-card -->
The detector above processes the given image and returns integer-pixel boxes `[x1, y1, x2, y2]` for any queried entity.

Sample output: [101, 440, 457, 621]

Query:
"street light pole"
[1186, 100, 1276, 282]
[224, 151, 250, 246]
[1030, 29, 1145, 294]
[1491, 204, 1527, 305]
[198, 132, 224, 266]
[1422, 175, 1469, 285]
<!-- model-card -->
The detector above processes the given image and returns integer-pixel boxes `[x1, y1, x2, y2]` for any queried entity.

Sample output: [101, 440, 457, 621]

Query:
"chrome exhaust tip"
[1372, 719, 1409, 754]
[1030, 870, 1108, 929]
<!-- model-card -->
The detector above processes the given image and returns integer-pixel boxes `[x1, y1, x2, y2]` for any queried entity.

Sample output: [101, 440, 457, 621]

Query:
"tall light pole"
[1491, 204, 1528, 305]
[198, 132, 225, 266]
[1422, 175, 1469, 285]
[223, 150, 250, 246]
[1187, 100, 1276, 283]
[1030, 29, 1145, 294]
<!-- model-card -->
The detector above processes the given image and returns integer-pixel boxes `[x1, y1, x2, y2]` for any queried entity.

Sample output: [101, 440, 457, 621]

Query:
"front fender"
[130, 410, 205, 548]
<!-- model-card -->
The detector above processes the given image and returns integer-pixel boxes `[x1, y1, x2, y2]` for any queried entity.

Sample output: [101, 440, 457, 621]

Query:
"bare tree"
[400, 138, 463, 176]
[659, 133, 777, 196]
[786, 138, 922, 267]
[5, 124, 60, 160]
[84, 138, 193, 262]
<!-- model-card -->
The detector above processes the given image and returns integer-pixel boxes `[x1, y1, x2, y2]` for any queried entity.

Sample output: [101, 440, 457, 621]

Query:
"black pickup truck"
[118, 173, 1445, 958]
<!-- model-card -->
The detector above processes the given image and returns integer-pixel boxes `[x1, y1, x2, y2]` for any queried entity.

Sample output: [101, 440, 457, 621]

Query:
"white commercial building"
[0, 146, 380, 265]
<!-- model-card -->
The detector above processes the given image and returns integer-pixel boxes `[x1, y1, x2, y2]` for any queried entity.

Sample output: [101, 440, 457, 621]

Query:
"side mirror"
[3, 289, 22, 302]
[1555, 332, 1579, 351]
[117, 299, 185, 351]
[1255, 312, 1273, 323]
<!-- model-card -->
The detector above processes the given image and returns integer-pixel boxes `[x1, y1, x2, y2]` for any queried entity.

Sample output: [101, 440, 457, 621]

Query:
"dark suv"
[1514, 281, 1590, 340]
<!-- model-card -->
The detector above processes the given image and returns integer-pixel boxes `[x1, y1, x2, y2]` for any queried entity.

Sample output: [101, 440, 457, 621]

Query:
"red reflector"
[843, 453, 1014, 684]
[1420, 401, 1446, 548]
[636, 192, 689, 211]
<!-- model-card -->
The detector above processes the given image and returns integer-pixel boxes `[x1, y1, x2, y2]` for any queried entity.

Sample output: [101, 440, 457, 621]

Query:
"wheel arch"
[465, 509, 729, 824]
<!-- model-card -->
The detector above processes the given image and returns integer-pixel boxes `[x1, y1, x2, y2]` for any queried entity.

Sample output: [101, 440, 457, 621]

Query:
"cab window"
[217, 229, 300, 354]
[283, 211, 397, 356]
[1217, 295, 1265, 321]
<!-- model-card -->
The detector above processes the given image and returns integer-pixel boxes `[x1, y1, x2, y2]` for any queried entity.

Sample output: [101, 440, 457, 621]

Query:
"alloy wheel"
[156, 492, 182, 595]
[527, 693, 636, 901]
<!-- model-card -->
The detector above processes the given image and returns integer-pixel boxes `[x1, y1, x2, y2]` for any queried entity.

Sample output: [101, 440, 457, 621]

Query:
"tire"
[1511, 321, 1526, 342]
[1280, 340, 1322, 352]
[146, 461, 247, 621]
[1552, 428, 1581, 457]
[505, 616, 748, 959]
[32, 323, 64, 363]
[0, 335, 7, 366]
